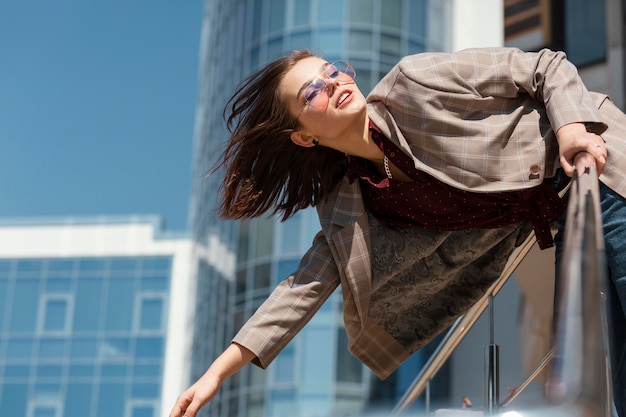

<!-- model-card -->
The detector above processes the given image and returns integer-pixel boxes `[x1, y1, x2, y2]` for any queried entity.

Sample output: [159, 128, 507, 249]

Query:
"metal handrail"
[392, 161, 610, 415]
[545, 163, 611, 415]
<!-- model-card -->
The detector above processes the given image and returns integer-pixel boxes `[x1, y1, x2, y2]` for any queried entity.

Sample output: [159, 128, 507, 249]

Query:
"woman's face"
[279, 56, 368, 150]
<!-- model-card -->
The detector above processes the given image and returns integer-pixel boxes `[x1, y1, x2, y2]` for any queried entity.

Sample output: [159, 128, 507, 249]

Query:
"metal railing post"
[484, 295, 500, 415]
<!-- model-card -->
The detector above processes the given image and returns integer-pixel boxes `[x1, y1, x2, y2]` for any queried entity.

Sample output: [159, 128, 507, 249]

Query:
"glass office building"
[0, 217, 195, 417]
[187, 1, 488, 416]
[190, 0, 626, 414]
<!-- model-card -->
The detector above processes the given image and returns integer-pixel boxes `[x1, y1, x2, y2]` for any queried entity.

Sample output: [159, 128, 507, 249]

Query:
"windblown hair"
[215, 50, 348, 221]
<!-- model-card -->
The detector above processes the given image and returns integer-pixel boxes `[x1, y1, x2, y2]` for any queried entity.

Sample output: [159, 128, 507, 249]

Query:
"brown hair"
[215, 50, 348, 221]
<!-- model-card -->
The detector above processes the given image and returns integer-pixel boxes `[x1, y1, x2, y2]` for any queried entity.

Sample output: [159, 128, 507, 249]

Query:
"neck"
[342, 116, 385, 163]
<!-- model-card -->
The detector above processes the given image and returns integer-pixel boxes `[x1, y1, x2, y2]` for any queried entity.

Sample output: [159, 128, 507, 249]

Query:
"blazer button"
[529, 163, 541, 180]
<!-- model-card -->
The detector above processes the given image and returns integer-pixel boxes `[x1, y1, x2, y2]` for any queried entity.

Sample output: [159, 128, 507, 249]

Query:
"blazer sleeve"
[232, 230, 340, 369]
[382, 47, 608, 135]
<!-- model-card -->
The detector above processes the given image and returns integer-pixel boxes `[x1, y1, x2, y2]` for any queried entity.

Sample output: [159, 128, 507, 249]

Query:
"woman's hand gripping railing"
[544, 159, 612, 416]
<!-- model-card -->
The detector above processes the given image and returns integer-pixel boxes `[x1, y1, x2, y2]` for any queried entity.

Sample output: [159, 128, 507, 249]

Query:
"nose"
[325, 77, 338, 98]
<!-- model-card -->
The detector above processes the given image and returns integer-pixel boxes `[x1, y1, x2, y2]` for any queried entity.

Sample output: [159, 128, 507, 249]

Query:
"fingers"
[181, 401, 200, 417]
[169, 392, 195, 417]
[169, 381, 218, 417]
[587, 141, 607, 175]
[558, 130, 607, 177]
[573, 152, 599, 177]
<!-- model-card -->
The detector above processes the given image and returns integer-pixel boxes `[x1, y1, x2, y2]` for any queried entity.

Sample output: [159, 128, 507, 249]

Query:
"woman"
[170, 47, 626, 417]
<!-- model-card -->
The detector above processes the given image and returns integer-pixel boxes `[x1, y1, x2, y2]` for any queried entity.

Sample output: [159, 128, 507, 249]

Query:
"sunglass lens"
[304, 78, 328, 108]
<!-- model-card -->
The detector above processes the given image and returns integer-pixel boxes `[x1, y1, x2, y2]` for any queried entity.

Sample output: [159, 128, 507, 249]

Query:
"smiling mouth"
[337, 91, 351, 107]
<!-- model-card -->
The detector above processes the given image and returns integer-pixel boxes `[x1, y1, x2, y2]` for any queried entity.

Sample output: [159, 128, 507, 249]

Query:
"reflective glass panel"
[47, 259, 74, 272]
[78, 258, 106, 272]
[38, 338, 65, 358]
[33, 382, 61, 397]
[254, 217, 273, 258]
[70, 338, 98, 359]
[300, 326, 332, 383]
[6, 338, 33, 359]
[350, 0, 373, 23]
[135, 337, 163, 359]
[43, 298, 68, 331]
[252, 263, 270, 290]
[565, 0, 606, 66]
[96, 383, 124, 416]
[141, 257, 171, 271]
[16, 259, 42, 274]
[139, 298, 163, 330]
[101, 338, 131, 360]
[132, 405, 155, 417]
[73, 279, 103, 332]
[10, 279, 39, 331]
[268, 389, 296, 417]
[4, 365, 29, 378]
[0, 383, 27, 416]
[319, 29, 343, 54]
[45, 278, 71, 292]
[132, 364, 161, 378]
[33, 406, 56, 417]
[381, 0, 401, 27]
[381, 34, 401, 57]
[131, 383, 160, 398]
[408, 0, 427, 37]
[105, 277, 134, 331]
[318, 0, 344, 23]
[140, 274, 168, 291]
[269, 0, 286, 32]
[293, 0, 310, 26]
[0, 281, 6, 328]
[267, 37, 283, 62]
[101, 364, 127, 378]
[68, 364, 95, 378]
[110, 258, 138, 272]
[279, 213, 300, 253]
[0, 260, 12, 274]
[64, 383, 92, 416]
[335, 328, 362, 382]
[348, 30, 373, 53]
[273, 343, 294, 382]
[289, 31, 312, 50]
[36, 365, 63, 378]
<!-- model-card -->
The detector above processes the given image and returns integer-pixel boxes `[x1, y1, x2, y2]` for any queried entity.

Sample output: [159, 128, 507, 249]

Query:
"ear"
[290, 131, 318, 148]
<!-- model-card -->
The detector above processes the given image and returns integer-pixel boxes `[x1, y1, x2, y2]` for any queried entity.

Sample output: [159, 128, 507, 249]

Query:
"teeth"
[338, 92, 350, 105]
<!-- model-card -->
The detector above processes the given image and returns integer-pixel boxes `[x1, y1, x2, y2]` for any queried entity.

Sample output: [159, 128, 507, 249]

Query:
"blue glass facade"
[0, 256, 171, 417]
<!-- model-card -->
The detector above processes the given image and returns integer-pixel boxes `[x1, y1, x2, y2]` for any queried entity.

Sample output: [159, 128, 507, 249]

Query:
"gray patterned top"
[367, 210, 532, 353]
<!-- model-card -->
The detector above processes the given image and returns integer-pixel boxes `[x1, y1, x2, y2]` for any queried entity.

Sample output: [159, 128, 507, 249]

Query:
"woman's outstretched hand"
[169, 372, 222, 417]
[169, 343, 256, 417]
[556, 122, 607, 177]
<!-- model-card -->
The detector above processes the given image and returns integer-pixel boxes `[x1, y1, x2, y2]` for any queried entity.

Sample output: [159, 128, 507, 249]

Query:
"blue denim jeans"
[554, 181, 626, 416]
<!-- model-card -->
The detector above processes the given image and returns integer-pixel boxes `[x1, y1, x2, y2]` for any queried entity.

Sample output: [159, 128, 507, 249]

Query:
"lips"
[336, 90, 352, 108]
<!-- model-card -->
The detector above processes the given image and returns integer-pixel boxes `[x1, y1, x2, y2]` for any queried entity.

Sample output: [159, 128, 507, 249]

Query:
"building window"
[562, 0, 606, 66]
[39, 294, 73, 333]
[129, 404, 156, 417]
[335, 328, 363, 383]
[349, 0, 374, 24]
[137, 296, 165, 331]
[28, 401, 61, 417]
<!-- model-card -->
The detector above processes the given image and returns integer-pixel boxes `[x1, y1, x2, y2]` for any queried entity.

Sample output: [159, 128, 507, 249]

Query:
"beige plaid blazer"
[233, 48, 626, 379]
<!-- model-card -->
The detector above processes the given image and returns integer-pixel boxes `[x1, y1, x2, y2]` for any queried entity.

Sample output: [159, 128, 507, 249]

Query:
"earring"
[312, 138, 319, 146]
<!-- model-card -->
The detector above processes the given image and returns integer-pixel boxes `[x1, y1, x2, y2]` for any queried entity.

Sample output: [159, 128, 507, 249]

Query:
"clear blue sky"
[0, 1, 204, 231]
